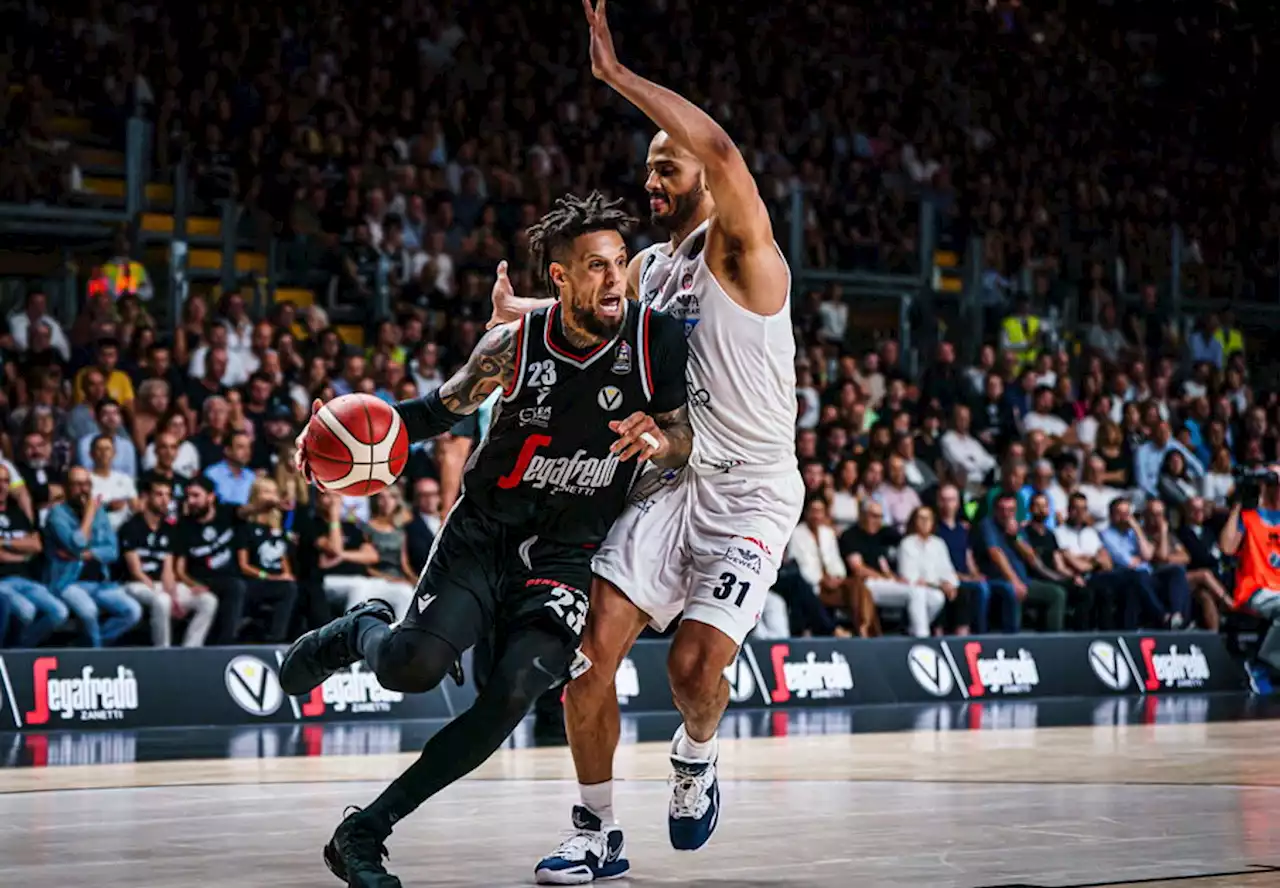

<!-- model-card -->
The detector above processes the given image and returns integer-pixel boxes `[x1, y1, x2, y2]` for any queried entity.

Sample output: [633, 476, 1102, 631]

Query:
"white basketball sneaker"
[668, 725, 720, 851]
[534, 805, 629, 884]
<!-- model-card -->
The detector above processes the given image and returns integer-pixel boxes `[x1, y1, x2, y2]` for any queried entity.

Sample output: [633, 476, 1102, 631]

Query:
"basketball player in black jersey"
[282, 191, 691, 888]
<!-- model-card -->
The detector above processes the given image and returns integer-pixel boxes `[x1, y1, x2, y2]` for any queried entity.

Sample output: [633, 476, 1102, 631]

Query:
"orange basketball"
[304, 394, 409, 496]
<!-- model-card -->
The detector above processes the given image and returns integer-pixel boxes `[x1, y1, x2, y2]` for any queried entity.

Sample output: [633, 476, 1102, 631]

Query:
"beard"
[565, 299, 623, 342]
[650, 181, 705, 231]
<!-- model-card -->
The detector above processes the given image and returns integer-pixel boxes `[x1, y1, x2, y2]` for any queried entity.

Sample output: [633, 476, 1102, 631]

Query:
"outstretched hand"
[582, 0, 622, 83]
[486, 260, 517, 331]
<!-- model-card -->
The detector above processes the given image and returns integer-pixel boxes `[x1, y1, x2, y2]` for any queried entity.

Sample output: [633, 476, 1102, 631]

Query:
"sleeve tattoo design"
[438, 325, 518, 415]
[652, 404, 693, 469]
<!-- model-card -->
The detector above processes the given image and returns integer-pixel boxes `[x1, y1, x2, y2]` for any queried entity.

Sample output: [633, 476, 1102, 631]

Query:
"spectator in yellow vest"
[1215, 308, 1244, 360]
[98, 233, 154, 303]
[1000, 295, 1042, 371]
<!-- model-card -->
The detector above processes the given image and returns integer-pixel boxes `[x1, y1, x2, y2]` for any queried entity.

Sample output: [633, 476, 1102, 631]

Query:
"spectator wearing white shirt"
[218, 293, 254, 358]
[88, 435, 138, 532]
[839, 502, 941, 637]
[1053, 492, 1139, 629]
[1078, 454, 1123, 524]
[1200, 447, 1235, 510]
[896, 506, 961, 635]
[8, 291, 71, 361]
[1074, 395, 1112, 450]
[795, 367, 821, 431]
[77, 399, 138, 478]
[785, 498, 861, 637]
[410, 341, 446, 396]
[1022, 386, 1071, 443]
[816, 285, 848, 343]
[189, 328, 250, 387]
[941, 404, 997, 493]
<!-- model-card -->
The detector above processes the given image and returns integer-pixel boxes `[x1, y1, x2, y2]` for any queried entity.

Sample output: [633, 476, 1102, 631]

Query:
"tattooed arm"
[436, 322, 520, 414]
[392, 321, 520, 443]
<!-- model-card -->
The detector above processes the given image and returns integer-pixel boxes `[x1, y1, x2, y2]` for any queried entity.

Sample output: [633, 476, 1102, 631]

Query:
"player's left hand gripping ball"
[295, 394, 409, 495]
[610, 411, 667, 462]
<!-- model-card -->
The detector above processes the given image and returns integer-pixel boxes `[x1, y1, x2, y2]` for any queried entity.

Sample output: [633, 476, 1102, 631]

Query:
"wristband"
[395, 388, 469, 442]
[258, 569, 266, 580]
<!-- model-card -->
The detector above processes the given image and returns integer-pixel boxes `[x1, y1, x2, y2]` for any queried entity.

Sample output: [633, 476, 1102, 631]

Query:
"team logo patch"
[518, 406, 552, 428]
[611, 342, 632, 375]
[598, 386, 623, 411]
[681, 272, 694, 289]
[724, 546, 763, 574]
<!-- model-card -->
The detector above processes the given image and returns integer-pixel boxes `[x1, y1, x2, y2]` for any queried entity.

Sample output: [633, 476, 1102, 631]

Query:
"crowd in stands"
[1, 0, 1279, 648]
[773, 309, 1253, 640]
[0, 287, 447, 648]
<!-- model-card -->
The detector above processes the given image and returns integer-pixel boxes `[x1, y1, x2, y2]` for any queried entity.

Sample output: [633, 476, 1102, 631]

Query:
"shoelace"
[552, 829, 609, 860]
[669, 768, 712, 819]
[337, 807, 391, 870]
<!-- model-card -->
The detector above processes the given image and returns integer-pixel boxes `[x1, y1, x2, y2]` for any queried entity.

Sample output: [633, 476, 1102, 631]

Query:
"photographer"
[1219, 465, 1280, 674]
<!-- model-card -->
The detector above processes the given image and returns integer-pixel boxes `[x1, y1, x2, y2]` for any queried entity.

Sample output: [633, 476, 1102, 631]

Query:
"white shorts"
[592, 466, 804, 645]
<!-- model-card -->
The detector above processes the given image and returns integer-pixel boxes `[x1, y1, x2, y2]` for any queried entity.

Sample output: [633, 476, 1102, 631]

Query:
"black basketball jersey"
[463, 301, 688, 545]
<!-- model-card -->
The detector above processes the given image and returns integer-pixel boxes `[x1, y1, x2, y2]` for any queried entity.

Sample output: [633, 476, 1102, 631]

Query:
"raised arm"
[582, 0, 785, 313]
[488, 254, 645, 330]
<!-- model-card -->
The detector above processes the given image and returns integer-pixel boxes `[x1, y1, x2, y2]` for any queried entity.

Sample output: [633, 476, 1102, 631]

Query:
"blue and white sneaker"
[668, 727, 720, 851]
[534, 805, 629, 885]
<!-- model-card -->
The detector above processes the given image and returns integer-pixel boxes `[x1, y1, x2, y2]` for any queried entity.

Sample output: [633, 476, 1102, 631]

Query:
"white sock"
[675, 726, 717, 761]
[579, 780, 615, 826]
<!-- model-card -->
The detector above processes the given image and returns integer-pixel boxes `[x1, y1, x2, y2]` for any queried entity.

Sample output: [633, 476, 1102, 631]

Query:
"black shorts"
[399, 495, 592, 654]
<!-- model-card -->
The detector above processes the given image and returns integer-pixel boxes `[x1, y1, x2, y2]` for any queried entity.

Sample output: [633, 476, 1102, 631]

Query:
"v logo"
[417, 593, 437, 613]
[232, 664, 268, 706]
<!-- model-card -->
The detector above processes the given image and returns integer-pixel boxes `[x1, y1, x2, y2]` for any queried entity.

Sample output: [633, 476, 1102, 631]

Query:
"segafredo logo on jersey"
[1136, 639, 1211, 691]
[497, 435, 621, 496]
[615, 657, 640, 704]
[768, 644, 854, 702]
[301, 662, 405, 716]
[25, 657, 139, 725]
[1087, 640, 1132, 691]
[960, 643, 1040, 696]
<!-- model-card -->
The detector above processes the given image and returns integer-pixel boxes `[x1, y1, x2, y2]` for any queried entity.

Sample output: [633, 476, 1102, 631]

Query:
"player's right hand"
[485, 260, 517, 330]
[610, 411, 667, 462]
[294, 398, 323, 489]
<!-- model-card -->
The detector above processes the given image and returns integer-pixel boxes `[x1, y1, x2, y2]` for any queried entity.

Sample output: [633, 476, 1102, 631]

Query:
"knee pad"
[484, 643, 573, 721]
[374, 629, 456, 694]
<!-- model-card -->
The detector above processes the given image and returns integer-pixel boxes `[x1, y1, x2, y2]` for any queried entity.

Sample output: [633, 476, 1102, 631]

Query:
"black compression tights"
[358, 623, 573, 829]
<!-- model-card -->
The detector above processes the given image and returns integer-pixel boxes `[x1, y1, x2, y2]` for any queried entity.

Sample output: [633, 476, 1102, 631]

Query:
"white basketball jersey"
[635, 220, 797, 476]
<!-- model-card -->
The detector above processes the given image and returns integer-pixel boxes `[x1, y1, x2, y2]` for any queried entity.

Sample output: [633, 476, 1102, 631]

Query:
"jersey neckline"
[542, 302, 628, 368]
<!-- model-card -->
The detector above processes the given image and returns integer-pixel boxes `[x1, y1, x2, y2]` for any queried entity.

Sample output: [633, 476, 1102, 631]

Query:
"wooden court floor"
[2, 721, 1279, 887]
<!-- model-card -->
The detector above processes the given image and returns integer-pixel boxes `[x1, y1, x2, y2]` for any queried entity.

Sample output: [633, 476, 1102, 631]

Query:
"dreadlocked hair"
[527, 190, 638, 299]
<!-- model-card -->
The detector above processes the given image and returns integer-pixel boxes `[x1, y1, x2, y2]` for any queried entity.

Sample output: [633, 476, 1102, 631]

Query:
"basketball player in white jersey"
[491, 1, 802, 882]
